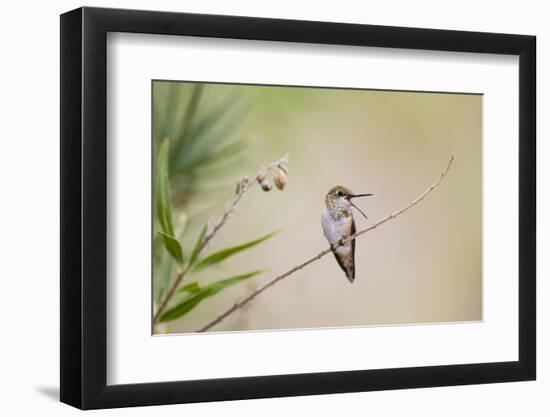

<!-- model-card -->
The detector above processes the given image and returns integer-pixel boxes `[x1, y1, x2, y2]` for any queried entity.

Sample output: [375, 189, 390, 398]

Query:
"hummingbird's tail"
[344, 264, 355, 283]
[346, 268, 355, 283]
[331, 247, 355, 283]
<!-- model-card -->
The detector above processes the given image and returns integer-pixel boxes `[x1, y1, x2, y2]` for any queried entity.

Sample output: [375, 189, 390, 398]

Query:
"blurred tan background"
[153, 81, 482, 334]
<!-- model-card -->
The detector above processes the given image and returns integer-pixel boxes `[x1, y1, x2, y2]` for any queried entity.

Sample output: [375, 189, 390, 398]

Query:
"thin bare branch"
[201, 153, 289, 253]
[196, 156, 454, 332]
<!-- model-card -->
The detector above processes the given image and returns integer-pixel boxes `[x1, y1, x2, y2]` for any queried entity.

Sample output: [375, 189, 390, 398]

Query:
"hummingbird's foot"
[331, 238, 346, 250]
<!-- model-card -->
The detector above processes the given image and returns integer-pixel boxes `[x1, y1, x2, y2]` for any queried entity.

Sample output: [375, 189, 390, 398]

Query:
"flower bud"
[273, 168, 288, 190]
[277, 163, 288, 175]
[256, 168, 267, 183]
[260, 180, 272, 192]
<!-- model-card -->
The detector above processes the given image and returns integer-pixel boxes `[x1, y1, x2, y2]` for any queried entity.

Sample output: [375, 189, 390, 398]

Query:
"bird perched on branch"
[321, 186, 372, 283]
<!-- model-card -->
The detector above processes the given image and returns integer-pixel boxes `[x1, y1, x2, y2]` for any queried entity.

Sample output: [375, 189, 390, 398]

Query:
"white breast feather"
[322, 208, 347, 245]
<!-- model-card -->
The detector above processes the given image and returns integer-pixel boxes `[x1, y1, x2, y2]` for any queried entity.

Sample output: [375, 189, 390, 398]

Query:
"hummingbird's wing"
[351, 216, 356, 272]
[331, 217, 356, 283]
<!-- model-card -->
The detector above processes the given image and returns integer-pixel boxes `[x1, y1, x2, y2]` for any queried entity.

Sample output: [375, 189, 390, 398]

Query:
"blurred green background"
[152, 80, 482, 334]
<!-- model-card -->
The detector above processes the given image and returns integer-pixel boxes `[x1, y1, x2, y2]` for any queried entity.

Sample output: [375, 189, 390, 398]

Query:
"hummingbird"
[321, 186, 372, 283]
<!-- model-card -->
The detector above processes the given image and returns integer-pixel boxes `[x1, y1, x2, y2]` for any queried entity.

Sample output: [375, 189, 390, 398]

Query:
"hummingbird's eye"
[336, 191, 344, 197]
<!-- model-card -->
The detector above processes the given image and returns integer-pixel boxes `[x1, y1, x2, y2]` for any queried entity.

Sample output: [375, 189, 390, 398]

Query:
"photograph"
[152, 80, 483, 334]
[151, 80, 482, 335]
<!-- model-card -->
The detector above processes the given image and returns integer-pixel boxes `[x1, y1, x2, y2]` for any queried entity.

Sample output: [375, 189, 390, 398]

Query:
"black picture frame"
[60, 6, 536, 410]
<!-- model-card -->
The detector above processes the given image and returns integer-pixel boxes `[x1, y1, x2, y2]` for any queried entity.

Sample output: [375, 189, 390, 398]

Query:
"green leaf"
[185, 92, 240, 148]
[188, 223, 208, 267]
[179, 282, 201, 293]
[170, 84, 204, 171]
[156, 139, 174, 236]
[176, 139, 247, 174]
[155, 140, 185, 265]
[156, 249, 173, 304]
[206, 270, 265, 294]
[192, 231, 277, 273]
[157, 231, 184, 265]
[159, 270, 265, 322]
[159, 295, 205, 322]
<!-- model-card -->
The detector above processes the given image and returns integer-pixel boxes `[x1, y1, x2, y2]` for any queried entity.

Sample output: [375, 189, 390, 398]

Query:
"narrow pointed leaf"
[157, 231, 184, 265]
[189, 140, 247, 173]
[156, 250, 173, 303]
[171, 84, 204, 170]
[155, 139, 174, 236]
[185, 92, 239, 145]
[205, 270, 266, 295]
[192, 231, 277, 273]
[159, 296, 205, 322]
[160, 270, 265, 322]
[179, 282, 201, 293]
[188, 223, 208, 267]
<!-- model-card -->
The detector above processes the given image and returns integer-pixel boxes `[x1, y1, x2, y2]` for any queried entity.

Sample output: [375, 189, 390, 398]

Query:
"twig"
[153, 154, 289, 324]
[196, 156, 454, 332]
[202, 153, 288, 253]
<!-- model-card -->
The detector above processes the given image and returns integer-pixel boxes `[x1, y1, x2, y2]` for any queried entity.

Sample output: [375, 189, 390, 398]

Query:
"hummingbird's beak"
[348, 193, 372, 219]
[349, 201, 369, 219]
[349, 193, 373, 199]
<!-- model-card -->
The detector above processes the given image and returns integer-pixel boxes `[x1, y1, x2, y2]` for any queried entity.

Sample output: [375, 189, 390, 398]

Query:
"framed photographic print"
[60, 6, 536, 409]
